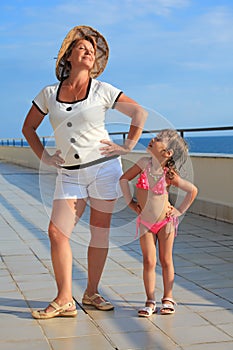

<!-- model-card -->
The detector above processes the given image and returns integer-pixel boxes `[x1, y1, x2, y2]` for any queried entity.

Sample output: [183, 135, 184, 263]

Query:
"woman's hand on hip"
[100, 140, 130, 156]
[42, 150, 65, 168]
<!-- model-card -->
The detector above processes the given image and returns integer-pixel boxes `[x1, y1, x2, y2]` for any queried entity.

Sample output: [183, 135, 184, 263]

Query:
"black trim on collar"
[56, 77, 92, 104]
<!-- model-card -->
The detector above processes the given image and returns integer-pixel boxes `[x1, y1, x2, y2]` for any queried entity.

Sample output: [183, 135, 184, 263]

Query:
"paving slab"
[0, 161, 233, 350]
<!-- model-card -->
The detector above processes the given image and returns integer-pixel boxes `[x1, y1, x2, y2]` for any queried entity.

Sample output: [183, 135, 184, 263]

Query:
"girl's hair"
[60, 35, 97, 81]
[157, 129, 189, 177]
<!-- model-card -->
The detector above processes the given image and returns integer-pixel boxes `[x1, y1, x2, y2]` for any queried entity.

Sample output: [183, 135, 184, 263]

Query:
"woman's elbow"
[22, 123, 27, 137]
[22, 123, 30, 137]
[192, 185, 198, 199]
[138, 106, 148, 123]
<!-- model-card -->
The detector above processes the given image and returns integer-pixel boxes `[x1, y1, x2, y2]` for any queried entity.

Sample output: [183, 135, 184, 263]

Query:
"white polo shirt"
[33, 78, 122, 166]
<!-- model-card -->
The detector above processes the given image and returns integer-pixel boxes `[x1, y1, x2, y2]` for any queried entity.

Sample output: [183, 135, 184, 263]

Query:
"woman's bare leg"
[85, 198, 116, 299]
[45, 198, 87, 310]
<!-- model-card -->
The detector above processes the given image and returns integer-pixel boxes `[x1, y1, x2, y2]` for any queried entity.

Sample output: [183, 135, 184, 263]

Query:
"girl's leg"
[140, 230, 157, 305]
[85, 198, 116, 301]
[157, 225, 175, 307]
[46, 198, 87, 311]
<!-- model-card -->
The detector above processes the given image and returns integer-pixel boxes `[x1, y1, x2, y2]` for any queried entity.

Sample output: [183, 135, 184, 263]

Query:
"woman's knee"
[89, 226, 110, 248]
[48, 222, 69, 244]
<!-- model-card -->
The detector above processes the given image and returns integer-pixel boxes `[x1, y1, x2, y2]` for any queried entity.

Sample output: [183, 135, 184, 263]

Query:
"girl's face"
[147, 135, 170, 160]
[68, 39, 96, 71]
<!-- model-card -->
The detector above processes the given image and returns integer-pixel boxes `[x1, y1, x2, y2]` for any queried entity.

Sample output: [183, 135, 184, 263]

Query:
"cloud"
[187, 6, 233, 45]
[55, 0, 191, 24]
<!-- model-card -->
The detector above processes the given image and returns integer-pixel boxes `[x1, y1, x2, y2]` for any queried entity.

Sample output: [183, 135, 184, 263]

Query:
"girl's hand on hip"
[166, 205, 181, 218]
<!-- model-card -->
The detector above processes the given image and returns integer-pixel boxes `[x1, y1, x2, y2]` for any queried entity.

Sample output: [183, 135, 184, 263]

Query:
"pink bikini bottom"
[136, 215, 178, 237]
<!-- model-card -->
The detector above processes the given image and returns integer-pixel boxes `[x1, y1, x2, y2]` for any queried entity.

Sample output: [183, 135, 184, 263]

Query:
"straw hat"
[56, 25, 109, 80]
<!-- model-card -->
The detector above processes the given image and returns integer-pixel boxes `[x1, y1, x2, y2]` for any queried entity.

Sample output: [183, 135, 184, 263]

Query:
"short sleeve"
[96, 81, 123, 109]
[32, 88, 49, 115]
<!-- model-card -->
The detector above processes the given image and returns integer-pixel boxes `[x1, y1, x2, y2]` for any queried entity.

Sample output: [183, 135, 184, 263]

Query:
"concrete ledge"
[122, 152, 233, 224]
[0, 146, 52, 172]
[1, 146, 233, 223]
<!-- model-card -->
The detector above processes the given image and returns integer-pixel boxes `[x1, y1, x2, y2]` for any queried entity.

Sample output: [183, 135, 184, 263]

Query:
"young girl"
[120, 129, 198, 317]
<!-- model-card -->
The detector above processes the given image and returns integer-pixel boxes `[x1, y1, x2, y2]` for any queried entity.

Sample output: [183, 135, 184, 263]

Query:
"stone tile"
[218, 323, 233, 337]
[182, 342, 233, 350]
[151, 311, 209, 330]
[111, 282, 145, 295]
[1, 162, 233, 350]
[0, 322, 45, 341]
[165, 324, 232, 345]
[109, 330, 179, 350]
[211, 288, 233, 303]
[96, 316, 156, 334]
[199, 309, 233, 325]
[0, 276, 18, 293]
[22, 286, 57, 301]
[0, 340, 51, 350]
[50, 334, 115, 350]
[13, 273, 53, 283]
[16, 279, 56, 295]
[41, 317, 101, 339]
[86, 306, 137, 320]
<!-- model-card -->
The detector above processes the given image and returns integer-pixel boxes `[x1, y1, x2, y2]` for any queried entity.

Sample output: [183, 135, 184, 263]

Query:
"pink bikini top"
[136, 160, 168, 195]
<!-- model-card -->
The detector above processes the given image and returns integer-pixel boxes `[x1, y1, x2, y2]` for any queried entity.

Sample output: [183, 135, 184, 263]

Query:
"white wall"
[1, 146, 233, 223]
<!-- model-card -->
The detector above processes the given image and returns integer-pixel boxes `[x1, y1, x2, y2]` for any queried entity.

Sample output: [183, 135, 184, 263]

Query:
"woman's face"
[68, 39, 96, 71]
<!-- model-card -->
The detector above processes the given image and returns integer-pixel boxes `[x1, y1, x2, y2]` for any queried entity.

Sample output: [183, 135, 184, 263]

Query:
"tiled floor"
[0, 161, 233, 350]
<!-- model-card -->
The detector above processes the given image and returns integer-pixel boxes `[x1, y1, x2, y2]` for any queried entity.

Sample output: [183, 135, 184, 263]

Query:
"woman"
[22, 25, 147, 319]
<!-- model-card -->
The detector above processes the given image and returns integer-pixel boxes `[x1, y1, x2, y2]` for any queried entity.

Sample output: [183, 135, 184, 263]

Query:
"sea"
[2, 135, 233, 155]
[135, 135, 233, 155]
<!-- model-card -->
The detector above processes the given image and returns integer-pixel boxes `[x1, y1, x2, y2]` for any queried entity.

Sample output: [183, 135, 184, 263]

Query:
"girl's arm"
[167, 173, 198, 216]
[120, 158, 145, 213]
[22, 105, 65, 167]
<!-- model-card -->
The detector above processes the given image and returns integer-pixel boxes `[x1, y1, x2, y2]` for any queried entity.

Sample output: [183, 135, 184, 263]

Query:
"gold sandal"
[82, 292, 114, 311]
[31, 299, 78, 319]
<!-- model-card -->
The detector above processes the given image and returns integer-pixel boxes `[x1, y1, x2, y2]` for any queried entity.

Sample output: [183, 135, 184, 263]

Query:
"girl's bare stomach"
[137, 188, 170, 223]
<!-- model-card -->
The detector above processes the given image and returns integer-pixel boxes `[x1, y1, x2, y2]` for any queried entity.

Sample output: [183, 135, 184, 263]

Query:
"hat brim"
[56, 25, 109, 80]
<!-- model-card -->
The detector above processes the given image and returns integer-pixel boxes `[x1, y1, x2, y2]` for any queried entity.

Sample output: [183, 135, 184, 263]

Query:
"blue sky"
[1, 0, 233, 138]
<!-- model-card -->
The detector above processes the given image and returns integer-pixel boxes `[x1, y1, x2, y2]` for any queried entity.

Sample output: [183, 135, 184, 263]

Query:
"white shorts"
[54, 157, 123, 200]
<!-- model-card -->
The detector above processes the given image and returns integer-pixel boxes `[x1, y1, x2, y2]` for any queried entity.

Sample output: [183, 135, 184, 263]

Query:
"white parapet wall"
[121, 152, 233, 224]
[0, 146, 233, 223]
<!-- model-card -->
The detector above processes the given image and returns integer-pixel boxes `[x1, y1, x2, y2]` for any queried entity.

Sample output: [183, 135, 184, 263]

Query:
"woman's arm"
[22, 105, 64, 167]
[168, 173, 198, 216]
[100, 93, 148, 156]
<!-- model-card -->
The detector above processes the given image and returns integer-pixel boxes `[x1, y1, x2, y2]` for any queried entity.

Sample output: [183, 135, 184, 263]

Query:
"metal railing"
[0, 125, 233, 147]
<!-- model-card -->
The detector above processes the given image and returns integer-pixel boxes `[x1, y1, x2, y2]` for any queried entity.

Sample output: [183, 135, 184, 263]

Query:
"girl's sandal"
[31, 299, 78, 319]
[138, 300, 157, 317]
[160, 297, 177, 315]
[82, 292, 114, 311]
